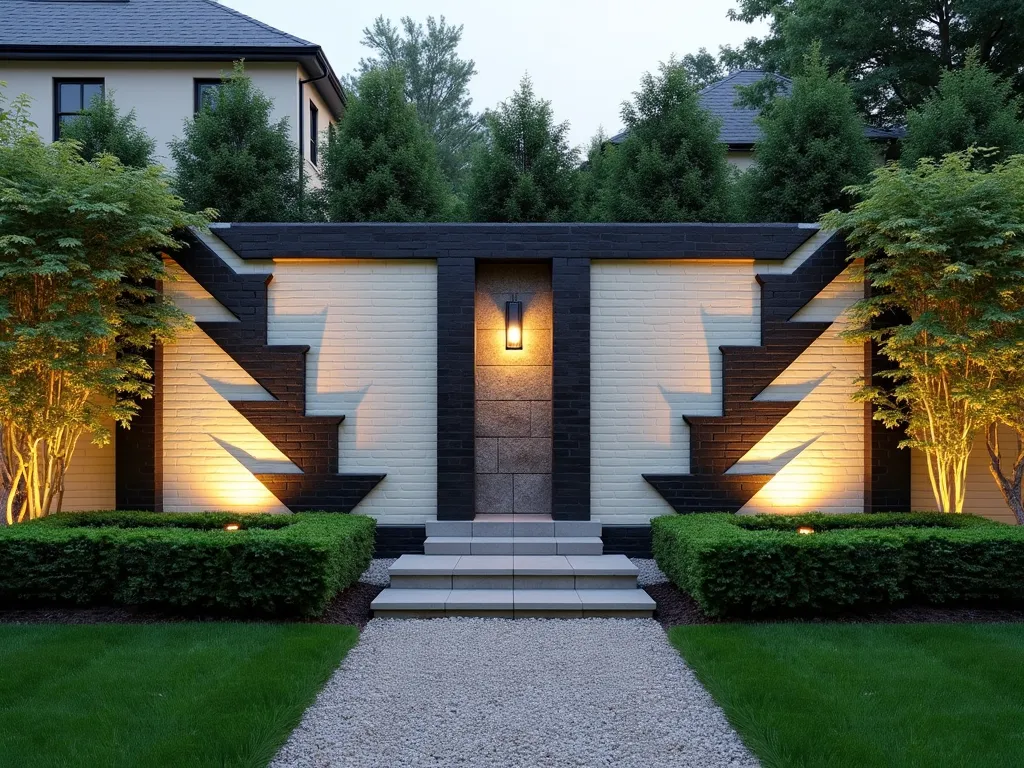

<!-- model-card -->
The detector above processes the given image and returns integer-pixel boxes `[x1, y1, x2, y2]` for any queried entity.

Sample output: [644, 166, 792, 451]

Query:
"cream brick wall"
[591, 232, 864, 525]
[161, 236, 438, 522]
[911, 427, 1020, 524]
[61, 422, 116, 511]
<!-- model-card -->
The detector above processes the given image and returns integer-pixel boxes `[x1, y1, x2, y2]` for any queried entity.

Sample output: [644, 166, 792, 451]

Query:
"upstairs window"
[309, 102, 319, 166]
[54, 79, 104, 139]
[194, 79, 223, 113]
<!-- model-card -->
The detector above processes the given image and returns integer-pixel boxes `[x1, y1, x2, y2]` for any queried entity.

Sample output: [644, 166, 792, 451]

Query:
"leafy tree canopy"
[467, 75, 580, 223]
[680, 48, 726, 90]
[823, 150, 1024, 514]
[349, 15, 482, 189]
[600, 59, 730, 222]
[0, 88, 210, 522]
[319, 66, 451, 222]
[742, 47, 874, 222]
[722, 0, 1024, 126]
[58, 91, 155, 168]
[170, 61, 303, 222]
[902, 51, 1024, 166]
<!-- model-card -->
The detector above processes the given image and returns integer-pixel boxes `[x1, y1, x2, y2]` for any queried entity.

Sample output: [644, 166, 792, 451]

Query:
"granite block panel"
[476, 401, 532, 438]
[513, 473, 552, 515]
[475, 473, 513, 515]
[498, 438, 553, 474]
[476, 366, 552, 401]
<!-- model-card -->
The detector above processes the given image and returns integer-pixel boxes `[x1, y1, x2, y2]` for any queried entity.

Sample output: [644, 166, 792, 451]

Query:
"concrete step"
[424, 536, 603, 555]
[425, 518, 601, 539]
[386, 554, 637, 590]
[370, 587, 655, 618]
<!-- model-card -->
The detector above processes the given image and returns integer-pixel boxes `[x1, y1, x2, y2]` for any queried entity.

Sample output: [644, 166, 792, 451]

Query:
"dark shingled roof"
[0, 0, 312, 48]
[0, 0, 344, 114]
[610, 69, 904, 148]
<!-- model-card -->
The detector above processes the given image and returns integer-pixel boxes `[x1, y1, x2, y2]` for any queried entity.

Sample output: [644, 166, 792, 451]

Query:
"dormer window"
[54, 79, 104, 139]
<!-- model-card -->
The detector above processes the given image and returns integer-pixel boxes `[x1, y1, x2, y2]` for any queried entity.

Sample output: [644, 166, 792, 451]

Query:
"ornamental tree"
[58, 91, 156, 168]
[468, 75, 580, 223]
[823, 150, 1024, 514]
[171, 61, 303, 222]
[319, 66, 451, 222]
[0, 88, 210, 523]
[600, 60, 730, 222]
[742, 48, 874, 222]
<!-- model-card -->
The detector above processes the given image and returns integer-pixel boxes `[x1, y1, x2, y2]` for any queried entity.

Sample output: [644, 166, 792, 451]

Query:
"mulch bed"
[0, 582, 385, 630]
[646, 582, 1024, 628]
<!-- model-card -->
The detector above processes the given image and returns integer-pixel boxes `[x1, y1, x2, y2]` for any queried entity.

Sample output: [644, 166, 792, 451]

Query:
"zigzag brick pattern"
[644, 233, 849, 513]
[170, 233, 384, 512]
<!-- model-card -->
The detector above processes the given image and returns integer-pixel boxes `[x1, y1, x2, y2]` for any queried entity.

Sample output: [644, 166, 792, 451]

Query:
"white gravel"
[271, 618, 757, 768]
[358, 558, 396, 586]
[630, 558, 669, 587]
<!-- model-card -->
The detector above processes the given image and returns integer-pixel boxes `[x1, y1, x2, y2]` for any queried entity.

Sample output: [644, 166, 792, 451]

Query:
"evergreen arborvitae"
[320, 66, 450, 222]
[467, 75, 580, 222]
[903, 51, 1024, 167]
[170, 62, 302, 222]
[601, 60, 730, 222]
[743, 48, 875, 222]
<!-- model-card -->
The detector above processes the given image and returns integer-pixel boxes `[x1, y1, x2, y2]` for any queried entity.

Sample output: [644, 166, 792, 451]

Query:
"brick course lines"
[167, 233, 385, 513]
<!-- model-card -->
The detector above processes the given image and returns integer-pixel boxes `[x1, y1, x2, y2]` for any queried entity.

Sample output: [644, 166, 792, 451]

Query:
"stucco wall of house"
[590, 230, 865, 525]
[0, 60, 322, 170]
[911, 428, 1020, 524]
[160, 234, 437, 522]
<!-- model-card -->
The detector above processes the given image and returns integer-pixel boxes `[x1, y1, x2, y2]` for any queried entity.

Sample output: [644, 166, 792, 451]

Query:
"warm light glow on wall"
[505, 299, 523, 350]
[747, 468, 831, 515]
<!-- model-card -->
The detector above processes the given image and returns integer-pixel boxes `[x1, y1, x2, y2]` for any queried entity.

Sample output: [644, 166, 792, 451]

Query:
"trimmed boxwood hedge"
[0, 512, 375, 618]
[652, 513, 1024, 618]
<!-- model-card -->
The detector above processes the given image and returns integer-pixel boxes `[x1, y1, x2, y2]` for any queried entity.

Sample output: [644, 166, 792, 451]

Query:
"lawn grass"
[670, 623, 1024, 768]
[0, 623, 358, 768]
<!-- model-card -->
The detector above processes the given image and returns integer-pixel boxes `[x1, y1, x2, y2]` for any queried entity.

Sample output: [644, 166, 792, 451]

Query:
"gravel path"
[630, 558, 669, 586]
[358, 558, 397, 586]
[271, 618, 756, 768]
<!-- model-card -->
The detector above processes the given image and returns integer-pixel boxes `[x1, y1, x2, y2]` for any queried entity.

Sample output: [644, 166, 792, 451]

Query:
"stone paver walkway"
[272, 618, 757, 768]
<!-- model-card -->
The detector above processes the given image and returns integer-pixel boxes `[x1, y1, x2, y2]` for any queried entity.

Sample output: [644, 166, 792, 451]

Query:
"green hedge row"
[652, 513, 1024, 618]
[0, 512, 375, 618]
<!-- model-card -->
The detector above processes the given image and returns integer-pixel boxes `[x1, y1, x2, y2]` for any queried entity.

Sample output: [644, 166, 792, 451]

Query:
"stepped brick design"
[644, 233, 849, 513]
[170, 233, 384, 512]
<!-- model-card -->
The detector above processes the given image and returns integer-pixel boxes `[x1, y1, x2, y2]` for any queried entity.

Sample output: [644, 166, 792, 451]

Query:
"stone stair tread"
[371, 589, 450, 610]
[388, 553, 632, 577]
[512, 589, 582, 609]
[577, 589, 656, 610]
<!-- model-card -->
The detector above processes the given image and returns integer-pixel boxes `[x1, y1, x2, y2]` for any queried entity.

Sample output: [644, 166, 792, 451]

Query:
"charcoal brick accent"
[601, 526, 652, 558]
[437, 257, 476, 520]
[552, 257, 590, 520]
[116, 344, 161, 511]
[865, 298, 912, 512]
[215, 223, 816, 261]
[645, 232, 849, 513]
[374, 525, 426, 557]
[168, 233, 384, 513]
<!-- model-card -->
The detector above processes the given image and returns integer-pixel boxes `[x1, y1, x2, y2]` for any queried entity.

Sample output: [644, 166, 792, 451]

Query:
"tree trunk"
[925, 447, 969, 514]
[986, 422, 1024, 525]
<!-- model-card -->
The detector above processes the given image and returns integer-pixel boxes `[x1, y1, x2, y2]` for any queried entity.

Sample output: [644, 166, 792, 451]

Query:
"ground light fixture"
[505, 297, 523, 350]
[224, 523, 241, 532]
[797, 526, 815, 535]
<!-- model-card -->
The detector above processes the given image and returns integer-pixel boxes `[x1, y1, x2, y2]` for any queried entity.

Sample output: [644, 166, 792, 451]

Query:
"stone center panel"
[474, 262, 553, 515]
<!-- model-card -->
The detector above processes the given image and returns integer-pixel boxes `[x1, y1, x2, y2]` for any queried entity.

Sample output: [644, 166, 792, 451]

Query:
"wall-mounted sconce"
[505, 297, 523, 350]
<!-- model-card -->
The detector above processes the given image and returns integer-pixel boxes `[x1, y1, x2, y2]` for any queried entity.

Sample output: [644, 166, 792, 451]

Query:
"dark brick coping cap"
[209, 222, 819, 262]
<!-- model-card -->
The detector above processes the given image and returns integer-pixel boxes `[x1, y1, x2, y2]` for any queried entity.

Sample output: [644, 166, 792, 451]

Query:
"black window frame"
[309, 101, 319, 166]
[53, 78, 105, 140]
[194, 78, 223, 114]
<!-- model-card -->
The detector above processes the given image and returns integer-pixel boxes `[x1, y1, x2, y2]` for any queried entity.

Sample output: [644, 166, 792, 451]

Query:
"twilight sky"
[223, 0, 768, 149]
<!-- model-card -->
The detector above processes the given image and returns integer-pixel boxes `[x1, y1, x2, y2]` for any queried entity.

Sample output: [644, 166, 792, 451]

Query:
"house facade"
[609, 70, 903, 170]
[0, 0, 343, 179]
[48, 223, 1019, 556]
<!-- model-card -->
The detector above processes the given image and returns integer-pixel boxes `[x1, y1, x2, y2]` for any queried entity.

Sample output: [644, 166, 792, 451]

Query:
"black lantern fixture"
[505, 296, 523, 350]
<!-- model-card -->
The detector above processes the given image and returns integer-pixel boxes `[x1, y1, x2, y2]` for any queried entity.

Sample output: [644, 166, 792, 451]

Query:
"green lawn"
[0, 623, 358, 768]
[670, 623, 1024, 768]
